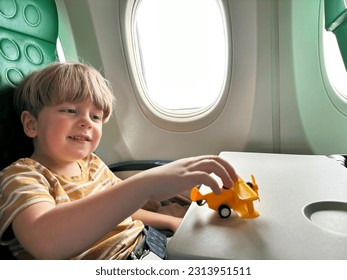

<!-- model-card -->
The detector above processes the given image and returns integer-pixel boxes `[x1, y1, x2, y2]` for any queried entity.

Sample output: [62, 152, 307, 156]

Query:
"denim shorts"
[129, 225, 170, 260]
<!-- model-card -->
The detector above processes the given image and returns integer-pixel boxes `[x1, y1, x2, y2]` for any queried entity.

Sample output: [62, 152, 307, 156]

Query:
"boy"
[0, 62, 237, 259]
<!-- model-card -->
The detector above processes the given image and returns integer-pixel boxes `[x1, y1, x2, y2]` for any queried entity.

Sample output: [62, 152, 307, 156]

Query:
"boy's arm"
[131, 208, 182, 232]
[12, 155, 237, 259]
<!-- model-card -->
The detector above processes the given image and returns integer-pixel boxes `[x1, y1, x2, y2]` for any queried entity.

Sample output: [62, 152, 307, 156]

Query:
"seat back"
[0, 0, 59, 259]
[0, 0, 59, 87]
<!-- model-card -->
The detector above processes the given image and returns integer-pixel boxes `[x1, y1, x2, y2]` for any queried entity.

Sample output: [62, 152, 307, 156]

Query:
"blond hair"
[14, 62, 115, 122]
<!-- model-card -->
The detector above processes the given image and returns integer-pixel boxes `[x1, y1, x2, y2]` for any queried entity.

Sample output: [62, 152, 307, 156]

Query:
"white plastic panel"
[167, 152, 347, 259]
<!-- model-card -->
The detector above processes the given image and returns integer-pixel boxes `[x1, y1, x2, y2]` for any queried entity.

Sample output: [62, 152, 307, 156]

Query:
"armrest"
[328, 154, 347, 167]
[108, 160, 171, 172]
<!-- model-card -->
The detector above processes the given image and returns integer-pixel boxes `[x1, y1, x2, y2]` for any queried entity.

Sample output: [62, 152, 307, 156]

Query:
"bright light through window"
[134, 0, 227, 112]
[323, 29, 347, 99]
[57, 38, 66, 62]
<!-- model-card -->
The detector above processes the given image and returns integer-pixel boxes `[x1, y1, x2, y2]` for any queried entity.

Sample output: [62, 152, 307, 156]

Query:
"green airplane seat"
[0, 0, 59, 259]
[0, 0, 58, 88]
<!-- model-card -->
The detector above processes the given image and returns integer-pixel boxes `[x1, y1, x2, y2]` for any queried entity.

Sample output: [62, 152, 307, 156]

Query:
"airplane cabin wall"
[55, 0, 347, 165]
[282, 0, 347, 156]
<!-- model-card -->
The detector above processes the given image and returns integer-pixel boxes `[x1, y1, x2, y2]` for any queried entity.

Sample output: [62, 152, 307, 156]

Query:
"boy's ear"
[21, 111, 38, 138]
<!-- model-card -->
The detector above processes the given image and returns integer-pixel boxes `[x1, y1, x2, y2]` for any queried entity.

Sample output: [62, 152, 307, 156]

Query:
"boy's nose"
[79, 116, 93, 128]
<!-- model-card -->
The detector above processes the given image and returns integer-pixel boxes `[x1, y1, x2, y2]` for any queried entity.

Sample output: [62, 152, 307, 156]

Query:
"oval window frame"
[119, 0, 232, 132]
[319, 0, 347, 117]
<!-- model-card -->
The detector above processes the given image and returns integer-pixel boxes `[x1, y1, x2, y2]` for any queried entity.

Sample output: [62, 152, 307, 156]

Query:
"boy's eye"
[67, 108, 77, 114]
[91, 114, 102, 121]
[61, 108, 77, 114]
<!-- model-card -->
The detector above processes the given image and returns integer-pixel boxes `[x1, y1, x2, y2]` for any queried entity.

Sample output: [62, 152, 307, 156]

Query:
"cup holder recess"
[303, 201, 347, 235]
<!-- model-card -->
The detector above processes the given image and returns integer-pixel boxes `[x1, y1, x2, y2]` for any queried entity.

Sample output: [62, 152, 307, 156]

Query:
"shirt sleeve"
[0, 162, 55, 243]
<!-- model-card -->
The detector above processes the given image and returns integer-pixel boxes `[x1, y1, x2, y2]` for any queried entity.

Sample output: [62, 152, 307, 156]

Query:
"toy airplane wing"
[233, 202, 260, 219]
[234, 177, 259, 201]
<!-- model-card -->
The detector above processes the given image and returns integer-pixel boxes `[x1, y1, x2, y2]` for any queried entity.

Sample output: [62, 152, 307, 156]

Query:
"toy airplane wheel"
[218, 204, 231, 218]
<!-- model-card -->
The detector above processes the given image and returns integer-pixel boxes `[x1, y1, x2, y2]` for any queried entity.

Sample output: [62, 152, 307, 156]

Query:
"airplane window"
[322, 29, 347, 99]
[57, 38, 66, 62]
[132, 0, 228, 114]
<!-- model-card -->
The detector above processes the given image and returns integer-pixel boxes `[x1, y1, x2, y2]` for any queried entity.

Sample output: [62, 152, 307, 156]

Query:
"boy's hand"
[142, 155, 238, 201]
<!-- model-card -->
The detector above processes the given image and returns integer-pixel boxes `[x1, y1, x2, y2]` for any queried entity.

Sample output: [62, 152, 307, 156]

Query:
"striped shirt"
[0, 153, 144, 259]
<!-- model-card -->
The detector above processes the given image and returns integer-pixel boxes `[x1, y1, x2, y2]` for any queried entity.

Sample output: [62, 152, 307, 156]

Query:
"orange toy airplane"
[190, 175, 260, 219]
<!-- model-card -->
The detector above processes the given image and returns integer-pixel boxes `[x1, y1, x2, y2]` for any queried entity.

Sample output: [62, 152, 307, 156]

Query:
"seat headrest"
[0, 0, 59, 89]
[0, 0, 58, 169]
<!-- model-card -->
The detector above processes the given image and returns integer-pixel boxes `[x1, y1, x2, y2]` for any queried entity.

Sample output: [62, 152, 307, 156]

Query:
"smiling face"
[22, 99, 103, 171]
[14, 63, 115, 174]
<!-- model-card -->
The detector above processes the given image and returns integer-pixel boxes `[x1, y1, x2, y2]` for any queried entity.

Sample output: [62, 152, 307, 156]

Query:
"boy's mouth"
[68, 135, 91, 141]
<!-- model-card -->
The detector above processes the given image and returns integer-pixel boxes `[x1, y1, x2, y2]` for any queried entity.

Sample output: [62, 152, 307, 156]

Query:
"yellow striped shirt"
[0, 153, 144, 259]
